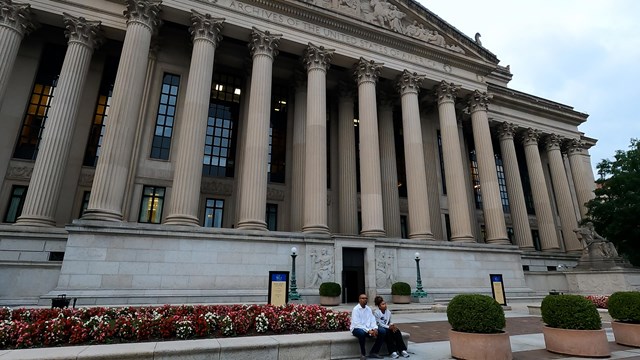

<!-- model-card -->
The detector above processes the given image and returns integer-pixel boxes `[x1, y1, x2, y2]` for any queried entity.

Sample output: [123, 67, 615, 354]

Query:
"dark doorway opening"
[342, 248, 365, 303]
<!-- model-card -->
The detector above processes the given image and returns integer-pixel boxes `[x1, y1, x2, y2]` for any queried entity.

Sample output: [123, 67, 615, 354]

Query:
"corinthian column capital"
[354, 57, 383, 85]
[521, 127, 540, 146]
[467, 90, 492, 112]
[565, 138, 586, 155]
[544, 133, 562, 151]
[63, 13, 103, 50]
[189, 10, 224, 45]
[0, 0, 37, 36]
[124, 0, 162, 32]
[396, 69, 424, 95]
[497, 122, 517, 141]
[434, 80, 460, 104]
[303, 42, 334, 72]
[249, 27, 281, 58]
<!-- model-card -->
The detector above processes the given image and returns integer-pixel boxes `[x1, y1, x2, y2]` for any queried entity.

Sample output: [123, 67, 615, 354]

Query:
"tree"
[584, 139, 640, 266]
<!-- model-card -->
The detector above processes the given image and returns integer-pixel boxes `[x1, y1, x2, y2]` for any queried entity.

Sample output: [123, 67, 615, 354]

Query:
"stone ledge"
[0, 331, 410, 360]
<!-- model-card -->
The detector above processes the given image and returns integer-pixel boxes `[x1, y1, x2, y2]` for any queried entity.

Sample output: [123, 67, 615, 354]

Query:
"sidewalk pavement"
[335, 302, 640, 360]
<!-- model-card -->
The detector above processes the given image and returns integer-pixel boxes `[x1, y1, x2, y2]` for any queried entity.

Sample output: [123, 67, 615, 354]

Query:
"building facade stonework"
[0, 0, 598, 305]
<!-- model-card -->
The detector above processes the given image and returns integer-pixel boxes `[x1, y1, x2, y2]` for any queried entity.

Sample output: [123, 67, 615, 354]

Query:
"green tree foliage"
[585, 139, 640, 266]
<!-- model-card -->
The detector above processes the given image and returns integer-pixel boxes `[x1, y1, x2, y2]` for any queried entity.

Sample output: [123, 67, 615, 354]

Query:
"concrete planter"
[392, 295, 411, 304]
[319, 296, 340, 306]
[612, 321, 640, 347]
[449, 329, 512, 360]
[543, 326, 610, 357]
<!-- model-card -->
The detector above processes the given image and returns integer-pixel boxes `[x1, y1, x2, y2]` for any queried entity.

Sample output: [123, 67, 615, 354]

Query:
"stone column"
[378, 89, 401, 238]
[467, 91, 508, 244]
[233, 62, 252, 226]
[164, 11, 224, 226]
[83, 0, 161, 221]
[421, 109, 445, 240]
[16, 14, 102, 226]
[397, 70, 433, 240]
[497, 122, 534, 249]
[566, 139, 594, 218]
[237, 27, 281, 230]
[545, 134, 581, 252]
[354, 58, 385, 236]
[289, 69, 306, 232]
[521, 128, 560, 251]
[302, 43, 333, 234]
[434, 81, 473, 242]
[0, 0, 36, 106]
[337, 81, 358, 234]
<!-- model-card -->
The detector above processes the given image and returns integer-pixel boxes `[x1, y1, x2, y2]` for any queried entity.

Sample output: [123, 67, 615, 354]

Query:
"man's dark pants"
[352, 327, 387, 356]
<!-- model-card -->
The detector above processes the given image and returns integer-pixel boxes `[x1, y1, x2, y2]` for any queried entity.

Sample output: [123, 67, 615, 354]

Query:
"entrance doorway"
[342, 248, 365, 303]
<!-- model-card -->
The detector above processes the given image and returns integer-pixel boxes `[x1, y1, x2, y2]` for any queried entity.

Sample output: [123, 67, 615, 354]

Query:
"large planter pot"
[319, 295, 340, 306]
[449, 329, 512, 360]
[543, 326, 610, 357]
[612, 321, 640, 347]
[392, 295, 411, 304]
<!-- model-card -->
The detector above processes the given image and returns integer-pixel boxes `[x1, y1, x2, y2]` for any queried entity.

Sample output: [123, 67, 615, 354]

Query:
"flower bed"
[0, 304, 350, 350]
[585, 295, 609, 309]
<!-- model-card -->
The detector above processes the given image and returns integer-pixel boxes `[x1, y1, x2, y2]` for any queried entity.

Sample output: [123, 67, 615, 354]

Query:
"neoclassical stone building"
[0, 0, 597, 305]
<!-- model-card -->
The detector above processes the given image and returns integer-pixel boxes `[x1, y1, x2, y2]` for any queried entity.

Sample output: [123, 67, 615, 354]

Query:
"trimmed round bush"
[608, 291, 640, 323]
[319, 282, 341, 297]
[391, 282, 411, 296]
[541, 294, 601, 330]
[447, 294, 506, 333]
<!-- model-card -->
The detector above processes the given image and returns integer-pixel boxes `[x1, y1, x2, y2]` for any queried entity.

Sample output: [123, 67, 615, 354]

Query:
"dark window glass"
[470, 149, 482, 209]
[495, 154, 510, 213]
[79, 191, 91, 218]
[400, 215, 408, 239]
[437, 130, 447, 194]
[393, 107, 407, 198]
[444, 213, 451, 241]
[150, 73, 180, 160]
[4, 185, 28, 223]
[138, 186, 165, 224]
[203, 73, 242, 177]
[48, 252, 65, 261]
[13, 44, 66, 160]
[269, 85, 288, 183]
[266, 203, 277, 231]
[204, 198, 224, 228]
[84, 56, 118, 166]
[507, 227, 514, 244]
[516, 143, 535, 215]
[532, 229, 541, 251]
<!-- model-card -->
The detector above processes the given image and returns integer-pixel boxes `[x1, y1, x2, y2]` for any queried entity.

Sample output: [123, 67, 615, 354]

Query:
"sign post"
[268, 271, 290, 306]
[490, 274, 507, 306]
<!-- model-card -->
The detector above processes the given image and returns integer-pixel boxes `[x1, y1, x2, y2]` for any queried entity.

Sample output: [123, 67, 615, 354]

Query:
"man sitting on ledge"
[350, 293, 386, 359]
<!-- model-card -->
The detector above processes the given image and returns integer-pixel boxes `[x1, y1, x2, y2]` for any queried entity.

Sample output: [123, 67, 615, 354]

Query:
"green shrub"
[541, 294, 601, 330]
[391, 282, 411, 296]
[608, 291, 640, 323]
[446, 294, 506, 333]
[319, 282, 341, 297]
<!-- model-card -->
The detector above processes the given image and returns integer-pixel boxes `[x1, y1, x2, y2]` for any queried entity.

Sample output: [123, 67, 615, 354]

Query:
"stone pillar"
[83, 0, 161, 221]
[397, 70, 433, 240]
[233, 63, 252, 226]
[289, 69, 306, 232]
[545, 134, 581, 252]
[378, 89, 401, 238]
[434, 81, 474, 242]
[337, 81, 358, 234]
[421, 109, 445, 240]
[497, 122, 534, 249]
[302, 43, 333, 234]
[16, 14, 102, 226]
[237, 27, 281, 230]
[467, 91, 508, 244]
[521, 128, 560, 251]
[354, 58, 385, 237]
[164, 11, 223, 226]
[0, 0, 36, 106]
[566, 139, 594, 218]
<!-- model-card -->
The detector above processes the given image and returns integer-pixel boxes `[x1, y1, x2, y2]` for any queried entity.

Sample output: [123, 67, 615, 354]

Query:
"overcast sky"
[417, 0, 640, 175]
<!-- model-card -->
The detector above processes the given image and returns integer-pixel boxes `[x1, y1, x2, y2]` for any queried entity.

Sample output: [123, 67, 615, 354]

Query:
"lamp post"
[412, 252, 427, 298]
[289, 246, 301, 300]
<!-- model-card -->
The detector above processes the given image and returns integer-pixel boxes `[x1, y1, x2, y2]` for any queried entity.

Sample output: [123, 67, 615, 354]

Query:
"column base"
[541, 247, 562, 252]
[237, 219, 267, 231]
[302, 224, 329, 234]
[450, 235, 475, 242]
[360, 229, 385, 237]
[164, 214, 200, 226]
[14, 215, 56, 227]
[82, 209, 123, 222]
[409, 232, 435, 240]
[486, 238, 511, 245]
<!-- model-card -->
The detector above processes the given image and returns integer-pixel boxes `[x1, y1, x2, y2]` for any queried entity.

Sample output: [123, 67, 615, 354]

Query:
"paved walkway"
[335, 302, 640, 360]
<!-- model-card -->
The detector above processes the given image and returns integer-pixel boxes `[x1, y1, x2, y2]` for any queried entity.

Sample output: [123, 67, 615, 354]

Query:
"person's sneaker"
[368, 354, 383, 359]
[401, 350, 410, 357]
[391, 351, 400, 359]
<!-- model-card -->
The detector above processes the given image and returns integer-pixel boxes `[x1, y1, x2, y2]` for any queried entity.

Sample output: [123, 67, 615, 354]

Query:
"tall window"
[269, 86, 288, 183]
[437, 131, 447, 194]
[266, 203, 278, 231]
[507, 227, 514, 244]
[138, 186, 165, 224]
[393, 107, 407, 197]
[516, 144, 535, 214]
[400, 215, 408, 239]
[204, 198, 224, 228]
[532, 229, 541, 251]
[495, 154, 510, 213]
[470, 149, 482, 209]
[84, 56, 118, 166]
[150, 73, 180, 160]
[13, 44, 66, 160]
[444, 213, 451, 241]
[203, 73, 242, 177]
[4, 185, 27, 223]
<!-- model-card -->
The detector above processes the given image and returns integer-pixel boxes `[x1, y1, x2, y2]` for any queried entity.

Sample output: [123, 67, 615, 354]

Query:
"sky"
[417, 0, 640, 175]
